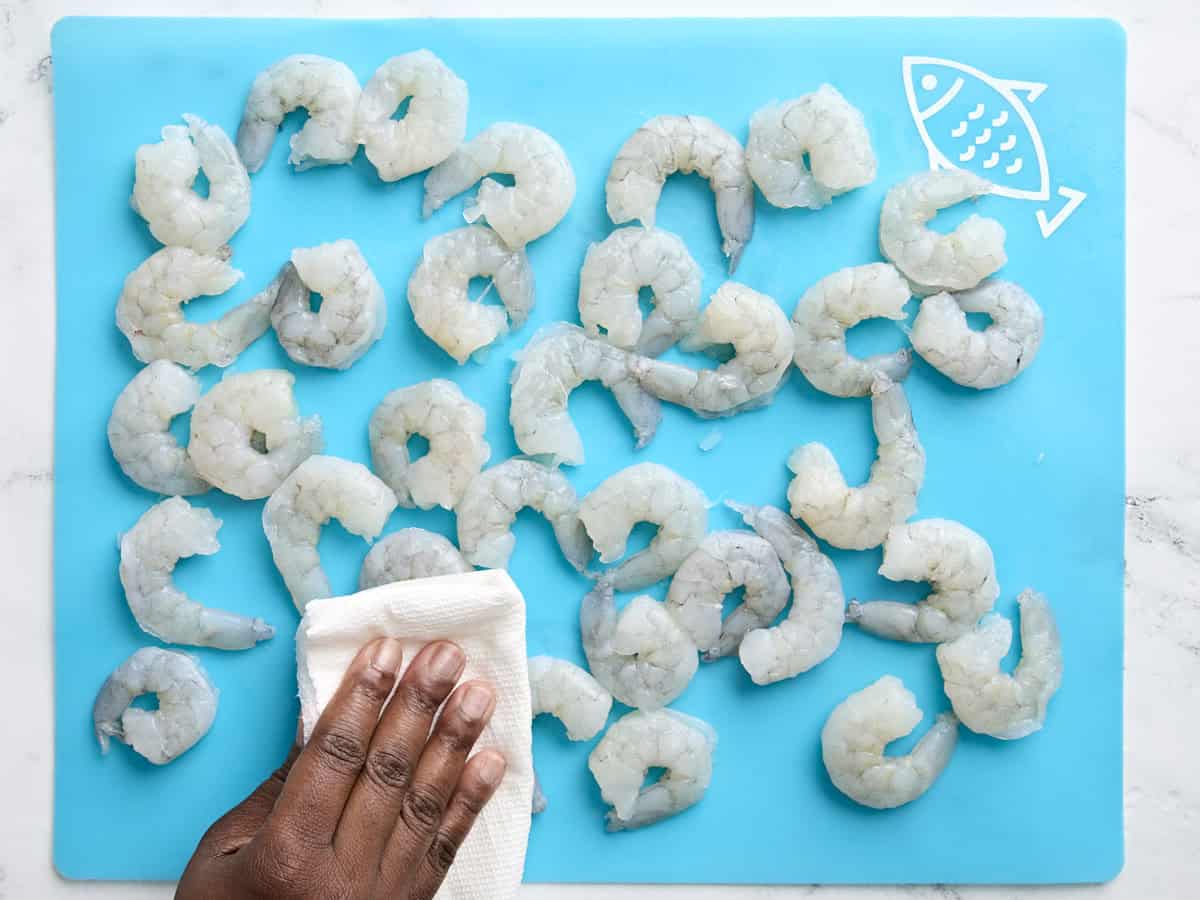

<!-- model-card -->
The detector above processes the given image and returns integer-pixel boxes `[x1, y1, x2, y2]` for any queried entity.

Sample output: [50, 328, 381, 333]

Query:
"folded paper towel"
[296, 569, 533, 900]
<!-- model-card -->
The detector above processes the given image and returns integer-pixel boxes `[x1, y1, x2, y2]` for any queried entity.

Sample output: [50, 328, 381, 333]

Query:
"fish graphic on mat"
[902, 56, 1086, 238]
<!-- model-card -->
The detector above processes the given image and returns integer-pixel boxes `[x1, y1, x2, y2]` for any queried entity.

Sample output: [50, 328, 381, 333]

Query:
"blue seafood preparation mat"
[52, 16, 1125, 885]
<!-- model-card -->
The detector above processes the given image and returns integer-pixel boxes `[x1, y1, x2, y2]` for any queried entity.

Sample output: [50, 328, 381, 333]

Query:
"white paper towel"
[296, 569, 533, 900]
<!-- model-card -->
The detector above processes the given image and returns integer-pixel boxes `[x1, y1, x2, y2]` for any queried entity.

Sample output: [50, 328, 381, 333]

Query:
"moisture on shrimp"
[791, 263, 913, 398]
[936, 589, 1063, 739]
[911, 280, 1045, 389]
[236, 54, 361, 173]
[747, 84, 877, 210]
[120, 497, 274, 650]
[787, 374, 925, 551]
[188, 369, 323, 500]
[107, 360, 209, 496]
[355, 50, 468, 182]
[577, 226, 702, 357]
[509, 324, 661, 467]
[588, 708, 716, 831]
[406, 225, 534, 365]
[423, 122, 576, 249]
[630, 282, 794, 417]
[606, 114, 754, 272]
[369, 379, 490, 510]
[821, 675, 958, 810]
[115, 248, 282, 369]
[578, 462, 707, 592]
[358, 528, 471, 591]
[93, 647, 218, 765]
[879, 170, 1007, 295]
[848, 518, 1000, 643]
[454, 458, 592, 573]
[130, 114, 250, 254]
[272, 239, 387, 370]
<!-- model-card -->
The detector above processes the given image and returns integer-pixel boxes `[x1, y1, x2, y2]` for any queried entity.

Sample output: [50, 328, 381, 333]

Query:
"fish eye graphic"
[920, 73, 938, 91]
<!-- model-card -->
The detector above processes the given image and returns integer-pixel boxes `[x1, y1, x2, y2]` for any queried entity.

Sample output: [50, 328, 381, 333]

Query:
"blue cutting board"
[52, 16, 1125, 885]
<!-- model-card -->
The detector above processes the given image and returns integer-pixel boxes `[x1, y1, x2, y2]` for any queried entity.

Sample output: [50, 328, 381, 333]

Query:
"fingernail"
[477, 752, 506, 787]
[460, 683, 494, 722]
[371, 638, 404, 675]
[429, 642, 465, 681]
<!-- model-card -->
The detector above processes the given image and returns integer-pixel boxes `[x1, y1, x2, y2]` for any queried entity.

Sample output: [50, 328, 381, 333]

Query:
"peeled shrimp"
[848, 519, 999, 643]
[130, 114, 250, 254]
[120, 497, 274, 650]
[577, 226, 702, 357]
[588, 708, 716, 831]
[578, 462, 707, 592]
[355, 50, 468, 182]
[911, 280, 1045, 389]
[272, 239, 386, 370]
[406, 226, 534, 364]
[665, 530, 790, 661]
[821, 675, 958, 810]
[358, 529, 471, 590]
[236, 54, 360, 172]
[107, 360, 209, 496]
[454, 458, 592, 573]
[631, 282, 793, 417]
[188, 369, 322, 500]
[509, 324, 661, 467]
[93, 647, 218, 765]
[369, 379, 490, 510]
[791, 263, 913, 398]
[936, 589, 1063, 739]
[787, 374, 925, 551]
[726, 502, 845, 685]
[423, 122, 575, 248]
[746, 85, 877, 210]
[263, 455, 398, 611]
[115, 248, 281, 369]
[580, 578, 698, 709]
[606, 114, 753, 272]
[879, 171, 1007, 295]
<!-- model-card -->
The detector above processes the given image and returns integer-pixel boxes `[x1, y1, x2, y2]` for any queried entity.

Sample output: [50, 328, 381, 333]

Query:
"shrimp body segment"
[358, 529, 471, 590]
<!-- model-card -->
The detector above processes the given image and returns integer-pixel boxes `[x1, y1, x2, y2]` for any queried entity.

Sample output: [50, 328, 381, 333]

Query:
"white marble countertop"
[1, 0, 1195, 897]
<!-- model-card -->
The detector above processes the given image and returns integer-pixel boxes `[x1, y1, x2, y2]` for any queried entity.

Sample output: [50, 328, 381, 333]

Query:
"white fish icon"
[902, 56, 1086, 238]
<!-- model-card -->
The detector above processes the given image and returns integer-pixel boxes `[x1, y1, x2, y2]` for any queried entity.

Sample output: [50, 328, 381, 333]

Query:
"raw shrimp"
[115, 248, 282, 369]
[588, 708, 716, 831]
[911, 280, 1045, 389]
[726, 502, 845, 685]
[355, 50, 468, 182]
[630, 282, 793, 417]
[368, 379, 490, 510]
[454, 458, 592, 573]
[848, 519, 1000, 643]
[577, 226, 702, 357]
[791, 263, 913, 398]
[236, 54, 360, 172]
[578, 462, 707, 591]
[606, 114, 754, 272]
[107, 360, 209, 496]
[189, 369, 323, 500]
[821, 675, 958, 809]
[406, 225, 534, 364]
[665, 530, 790, 661]
[358, 529, 471, 590]
[263, 455, 398, 611]
[786, 374, 925, 550]
[130, 114, 250, 254]
[936, 589, 1063, 739]
[422, 122, 575, 248]
[746, 85, 877, 210]
[93, 647, 218, 765]
[509, 324, 661, 467]
[272, 239, 387, 370]
[120, 497, 274, 650]
[879, 170, 1007, 295]
[580, 578, 699, 709]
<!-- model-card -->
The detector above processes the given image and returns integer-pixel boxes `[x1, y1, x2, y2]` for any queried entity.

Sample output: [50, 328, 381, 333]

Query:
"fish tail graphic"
[1036, 187, 1087, 238]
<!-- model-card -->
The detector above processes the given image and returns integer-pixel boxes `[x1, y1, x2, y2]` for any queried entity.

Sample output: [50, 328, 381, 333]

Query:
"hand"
[177, 639, 506, 899]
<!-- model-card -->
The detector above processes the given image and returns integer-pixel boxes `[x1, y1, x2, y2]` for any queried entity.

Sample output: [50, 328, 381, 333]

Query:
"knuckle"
[400, 682, 446, 718]
[455, 782, 491, 819]
[427, 830, 461, 874]
[401, 784, 447, 833]
[364, 747, 415, 792]
[314, 728, 368, 774]
[250, 833, 313, 896]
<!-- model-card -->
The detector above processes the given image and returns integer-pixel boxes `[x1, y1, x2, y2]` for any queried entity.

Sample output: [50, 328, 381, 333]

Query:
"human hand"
[177, 639, 506, 899]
